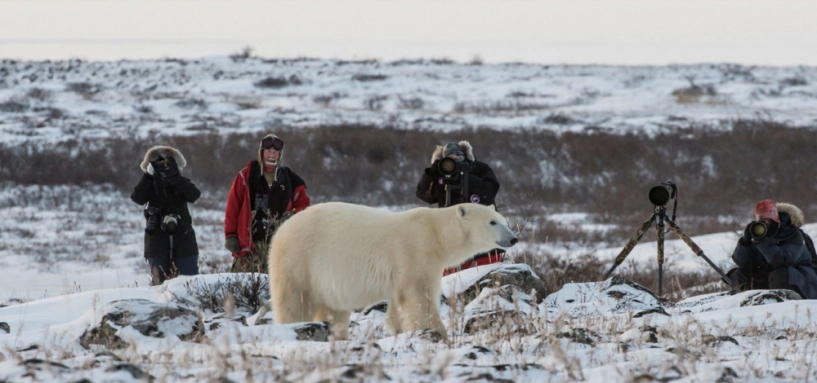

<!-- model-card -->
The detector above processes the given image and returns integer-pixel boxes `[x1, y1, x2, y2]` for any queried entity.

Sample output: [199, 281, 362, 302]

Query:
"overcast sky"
[2, 0, 816, 65]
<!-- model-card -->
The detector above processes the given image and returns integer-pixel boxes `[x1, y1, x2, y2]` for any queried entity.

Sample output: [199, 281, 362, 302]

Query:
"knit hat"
[442, 142, 466, 160]
[755, 199, 781, 223]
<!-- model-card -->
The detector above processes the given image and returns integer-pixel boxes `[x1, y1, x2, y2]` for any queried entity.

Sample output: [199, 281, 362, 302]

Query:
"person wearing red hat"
[727, 199, 817, 299]
[224, 134, 311, 273]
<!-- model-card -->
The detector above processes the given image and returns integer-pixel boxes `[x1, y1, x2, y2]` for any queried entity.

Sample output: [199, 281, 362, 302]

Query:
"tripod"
[603, 205, 733, 296]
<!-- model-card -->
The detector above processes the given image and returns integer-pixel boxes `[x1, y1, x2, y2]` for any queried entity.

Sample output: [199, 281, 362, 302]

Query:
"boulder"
[544, 276, 664, 318]
[444, 263, 547, 306]
[673, 289, 802, 314]
[292, 322, 330, 342]
[463, 285, 536, 335]
[80, 299, 204, 349]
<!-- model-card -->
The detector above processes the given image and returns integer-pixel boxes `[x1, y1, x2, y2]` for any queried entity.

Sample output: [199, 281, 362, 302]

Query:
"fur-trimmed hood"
[140, 146, 187, 174]
[430, 141, 475, 164]
[777, 202, 804, 227]
[258, 133, 285, 182]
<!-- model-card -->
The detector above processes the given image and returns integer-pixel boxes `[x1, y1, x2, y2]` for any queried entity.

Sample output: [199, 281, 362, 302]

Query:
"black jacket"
[732, 211, 817, 299]
[131, 172, 201, 259]
[416, 159, 500, 208]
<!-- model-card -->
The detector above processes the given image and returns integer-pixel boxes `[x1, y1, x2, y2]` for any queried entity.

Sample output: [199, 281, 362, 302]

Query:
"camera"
[161, 214, 180, 235]
[748, 221, 768, 239]
[145, 206, 161, 234]
[648, 181, 677, 206]
[437, 157, 470, 179]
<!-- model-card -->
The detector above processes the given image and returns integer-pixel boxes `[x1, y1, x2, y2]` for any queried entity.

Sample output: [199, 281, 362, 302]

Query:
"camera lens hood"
[648, 185, 672, 206]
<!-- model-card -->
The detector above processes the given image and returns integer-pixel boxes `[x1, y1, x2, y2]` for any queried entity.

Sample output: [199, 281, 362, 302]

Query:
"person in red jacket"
[224, 134, 310, 273]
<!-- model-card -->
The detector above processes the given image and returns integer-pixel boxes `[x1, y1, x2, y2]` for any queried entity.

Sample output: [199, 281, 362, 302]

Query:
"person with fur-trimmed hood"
[224, 134, 311, 273]
[727, 200, 817, 299]
[416, 141, 502, 275]
[131, 146, 201, 286]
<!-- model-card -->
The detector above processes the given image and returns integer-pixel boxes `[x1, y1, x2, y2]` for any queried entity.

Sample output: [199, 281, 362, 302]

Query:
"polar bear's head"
[453, 203, 518, 253]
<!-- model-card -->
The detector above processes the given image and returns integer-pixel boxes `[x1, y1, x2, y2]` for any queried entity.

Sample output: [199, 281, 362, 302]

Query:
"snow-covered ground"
[1, 265, 815, 382]
[2, 58, 817, 146]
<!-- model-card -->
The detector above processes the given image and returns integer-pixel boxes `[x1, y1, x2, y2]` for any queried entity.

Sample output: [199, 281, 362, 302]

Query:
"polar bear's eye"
[490, 220, 497, 225]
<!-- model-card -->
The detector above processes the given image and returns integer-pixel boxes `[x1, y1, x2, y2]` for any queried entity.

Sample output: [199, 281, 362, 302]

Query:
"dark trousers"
[148, 254, 199, 286]
[727, 267, 803, 297]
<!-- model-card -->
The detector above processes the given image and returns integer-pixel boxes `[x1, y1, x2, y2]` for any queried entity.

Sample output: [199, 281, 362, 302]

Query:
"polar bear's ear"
[458, 206, 467, 218]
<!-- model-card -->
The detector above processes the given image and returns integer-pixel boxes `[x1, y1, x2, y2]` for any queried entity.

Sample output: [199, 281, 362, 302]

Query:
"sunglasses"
[260, 137, 284, 151]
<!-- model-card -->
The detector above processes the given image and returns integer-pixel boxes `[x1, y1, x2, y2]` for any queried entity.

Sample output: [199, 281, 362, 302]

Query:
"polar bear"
[268, 202, 518, 340]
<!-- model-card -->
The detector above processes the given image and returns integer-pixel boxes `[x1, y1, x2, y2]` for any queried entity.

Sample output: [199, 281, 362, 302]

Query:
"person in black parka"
[131, 146, 201, 285]
[416, 141, 503, 275]
[727, 199, 817, 299]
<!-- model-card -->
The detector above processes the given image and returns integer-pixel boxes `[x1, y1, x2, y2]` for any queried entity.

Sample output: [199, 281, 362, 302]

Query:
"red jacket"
[224, 161, 310, 257]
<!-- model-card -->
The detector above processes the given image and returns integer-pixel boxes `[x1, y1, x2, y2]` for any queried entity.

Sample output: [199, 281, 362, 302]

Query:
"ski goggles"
[260, 136, 284, 151]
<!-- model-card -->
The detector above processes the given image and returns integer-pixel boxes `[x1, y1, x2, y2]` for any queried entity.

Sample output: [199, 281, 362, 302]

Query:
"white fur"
[268, 202, 517, 340]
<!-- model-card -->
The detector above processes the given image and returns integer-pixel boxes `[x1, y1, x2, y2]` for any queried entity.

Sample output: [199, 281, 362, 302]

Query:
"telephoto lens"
[648, 184, 672, 206]
[438, 157, 458, 176]
[749, 221, 768, 239]
[162, 215, 180, 235]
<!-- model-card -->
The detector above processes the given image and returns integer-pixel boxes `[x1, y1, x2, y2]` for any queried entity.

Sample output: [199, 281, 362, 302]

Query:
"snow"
[2, 59, 817, 146]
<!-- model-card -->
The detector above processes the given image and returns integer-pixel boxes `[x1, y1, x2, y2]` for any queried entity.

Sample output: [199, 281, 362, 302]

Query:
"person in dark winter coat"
[416, 141, 503, 275]
[224, 134, 311, 273]
[727, 200, 817, 299]
[131, 146, 201, 286]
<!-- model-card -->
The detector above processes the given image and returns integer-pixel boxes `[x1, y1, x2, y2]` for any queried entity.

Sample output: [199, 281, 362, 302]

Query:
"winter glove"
[153, 156, 181, 180]
[426, 160, 443, 177]
[739, 223, 754, 246]
[224, 237, 240, 254]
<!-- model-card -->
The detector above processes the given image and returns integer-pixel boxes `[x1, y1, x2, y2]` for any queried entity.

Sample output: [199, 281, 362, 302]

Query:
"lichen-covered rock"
[463, 285, 536, 334]
[292, 322, 330, 342]
[79, 299, 204, 349]
[449, 264, 547, 306]
[544, 276, 663, 318]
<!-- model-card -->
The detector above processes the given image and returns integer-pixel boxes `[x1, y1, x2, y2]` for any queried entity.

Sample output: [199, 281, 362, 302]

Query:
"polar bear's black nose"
[510, 237, 518, 246]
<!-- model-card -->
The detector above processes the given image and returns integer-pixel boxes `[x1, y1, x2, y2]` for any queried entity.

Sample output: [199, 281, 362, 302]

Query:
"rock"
[740, 289, 801, 306]
[79, 321, 129, 350]
[633, 307, 670, 318]
[105, 363, 152, 380]
[544, 276, 664, 318]
[453, 264, 547, 305]
[716, 366, 739, 383]
[556, 328, 600, 346]
[80, 299, 204, 349]
[703, 334, 739, 347]
[0, 322, 9, 334]
[292, 322, 330, 342]
[462, 345, 496, 360]
[362, 301, 388, 315]
[23, 358, 70, 370]
[462, 285, 535, 334]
